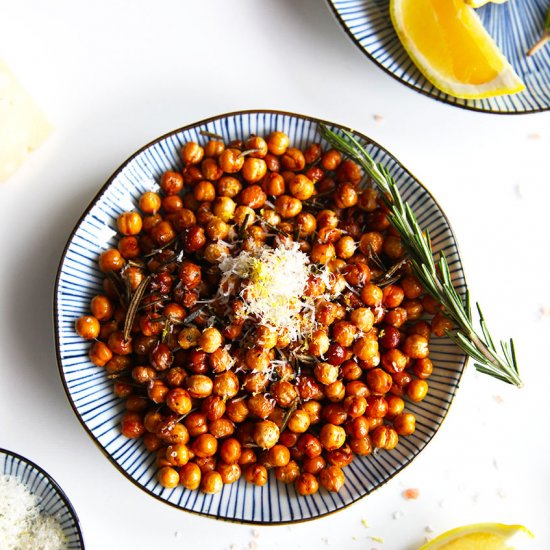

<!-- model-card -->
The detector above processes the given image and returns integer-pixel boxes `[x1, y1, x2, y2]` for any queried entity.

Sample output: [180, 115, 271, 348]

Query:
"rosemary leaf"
[123, 275, 151, 341]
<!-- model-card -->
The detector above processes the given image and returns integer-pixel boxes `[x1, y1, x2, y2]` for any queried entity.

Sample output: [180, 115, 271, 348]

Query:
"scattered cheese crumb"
[539, 305, 550, 318]
[528, 133, 541, 140]
[0, 475, 67, 550]
[174, 530, 182, 538]
[425, 526, 435, 533]
[493, 395, 504, 404]
[497, 488, 507, 499]
[392, 510, 404, 520]
[402, 488, 420, 500]
[373, 114, 384, 123]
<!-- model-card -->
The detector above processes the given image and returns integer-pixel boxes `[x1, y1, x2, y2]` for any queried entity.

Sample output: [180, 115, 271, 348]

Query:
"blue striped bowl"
[326, 0, 550, 114]
[0, 448, 84, 548]
[54, 110, 468, 523]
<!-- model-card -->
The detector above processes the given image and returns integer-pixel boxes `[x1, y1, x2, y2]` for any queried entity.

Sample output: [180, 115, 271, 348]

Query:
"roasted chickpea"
[116, 213, 143, 238]
[431, 312, 453, 337]
[403, 334, 429, 359]
[321, 149, 342, 170]
[275, 195, 302, 218]
[75, 315, 100, 339]
[200, 470, 223, 493]
[179, 462, 201, 490]
[218, 148, 244, 173]
[382, 285, 405, 308]
[353, 336, 379, 363]
[407, 379, 429, 402]
[239, 184, 267, 209]
[181, 142, 204, 165]
[241, 157, 267, 183]
[393, 413, 416, 436]
[319, 424, 346, 451]
[99, 249, 125, 272]
[244, 463, 268, 487]
[139, 191, 162, 214]
[185, 375, 213, 399]
[254, 420, 280, 449]
[88, 341, 112, 366]
[158, 466, 180, 488]
[275, 460, 300, 484]
[262, 172, 285, 196]
[384, 307, 408, 328]
[121, 411, 145, 439]
[310, 243, 336, 265]
[295, 473, 319, 496]
[266, 131, 289, 155]
[182, 226, 206, 253]
[319, 465, 345, 492]
[217, 176, 242, 198]
[381, 348, 408, 373]
[348, 308, 374, 333]
[192, 180, 215, 202]
[288, 174, 314, 200]
[385, 395, 405, 420]
[164, 388, 191, 416]
[287, 410, 311, 434]
[413, 358, 433, 379]
[233, 205, 255, 228]
[198, 137, 223, 158]
[192, 433, 218, 458]
[268, 444, 290, 467]
[361, 283, 383, 307]
[334, 183, 358, 209]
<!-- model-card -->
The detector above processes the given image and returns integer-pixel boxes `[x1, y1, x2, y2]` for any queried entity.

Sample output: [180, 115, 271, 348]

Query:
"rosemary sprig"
[527, 5, 550, 56]
[319, 124, 523, 387]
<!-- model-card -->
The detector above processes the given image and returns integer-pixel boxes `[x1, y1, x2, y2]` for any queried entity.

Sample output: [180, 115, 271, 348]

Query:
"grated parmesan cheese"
[218, 241, 314, 341]
[0, 475, 67, 550]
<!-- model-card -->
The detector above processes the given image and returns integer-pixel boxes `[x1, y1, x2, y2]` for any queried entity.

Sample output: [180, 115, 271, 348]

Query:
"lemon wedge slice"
[419, 523, 534, 550]
[390, 0, 525, 99]
[465, 0, 508, 8]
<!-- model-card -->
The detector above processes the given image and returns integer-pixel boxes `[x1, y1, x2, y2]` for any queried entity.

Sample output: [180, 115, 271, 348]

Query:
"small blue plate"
[0, 448, 84, 548]
[54, 110, 468, 523]
[326, 0, 550, 114]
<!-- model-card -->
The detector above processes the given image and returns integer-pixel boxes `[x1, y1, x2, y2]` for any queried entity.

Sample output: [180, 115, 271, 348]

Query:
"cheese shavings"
[218, 241, 312, 341]
[0, 474, 67, 550]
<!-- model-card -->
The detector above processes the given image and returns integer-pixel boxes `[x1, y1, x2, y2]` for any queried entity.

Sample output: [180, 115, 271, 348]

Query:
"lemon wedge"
[419, 523, 534, 550]
[465, 0, 508, 8]
[390, 0, 525, 99]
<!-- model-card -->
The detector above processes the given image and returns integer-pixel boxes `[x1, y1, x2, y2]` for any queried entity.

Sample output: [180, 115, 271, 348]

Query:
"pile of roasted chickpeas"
[75, 130, 451, 496]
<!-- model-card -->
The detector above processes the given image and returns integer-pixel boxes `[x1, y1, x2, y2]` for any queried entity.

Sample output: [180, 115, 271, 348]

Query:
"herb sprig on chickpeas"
[76, 129, 447, 496]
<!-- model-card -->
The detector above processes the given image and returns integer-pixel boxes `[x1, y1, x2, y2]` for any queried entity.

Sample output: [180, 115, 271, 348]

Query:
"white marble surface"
[0, 1, 549, 548]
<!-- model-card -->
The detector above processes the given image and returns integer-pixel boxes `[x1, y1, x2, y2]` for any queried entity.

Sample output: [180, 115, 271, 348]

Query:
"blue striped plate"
[54, 110, 468, 523]
[326, 0, 550, 114]
[0, 448, 84, 548]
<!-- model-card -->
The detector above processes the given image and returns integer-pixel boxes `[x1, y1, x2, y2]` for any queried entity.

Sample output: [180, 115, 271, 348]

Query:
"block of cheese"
[0, 59, 52, 182]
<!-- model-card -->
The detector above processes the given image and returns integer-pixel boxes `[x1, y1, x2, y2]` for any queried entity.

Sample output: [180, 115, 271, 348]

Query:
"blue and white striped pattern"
[326, 0, 550, 114]
[0, 449, 84, 548]
[55, 111, 467, 523]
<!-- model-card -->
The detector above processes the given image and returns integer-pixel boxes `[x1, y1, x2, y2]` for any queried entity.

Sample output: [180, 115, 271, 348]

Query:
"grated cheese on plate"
[0, 475, 67, 550]
[218, 241, 316, 341]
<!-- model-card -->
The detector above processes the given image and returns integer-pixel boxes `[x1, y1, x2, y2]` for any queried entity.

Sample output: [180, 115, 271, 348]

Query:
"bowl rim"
[53, 109, 469, 525]
[0, 447, 85, 546]
[324, 0, 550, 116]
